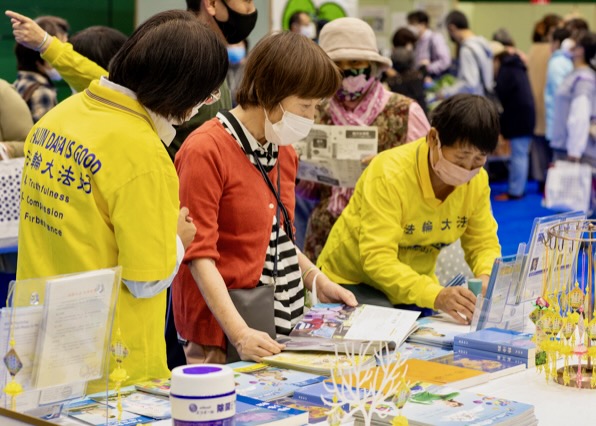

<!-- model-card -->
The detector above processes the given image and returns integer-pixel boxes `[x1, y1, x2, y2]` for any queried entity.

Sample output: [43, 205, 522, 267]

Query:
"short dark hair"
[445, 11, 469, 30]
[15, 16, 68, 73]
[430, 94, 499, 154]
[533, 14, 562, 42]
[552, 28, 570, 45]
[186, 0, 201, 12]
[565, 18, 589, 33]
[392, 28, 417, 48]
[579, 32, 596, 71]
[391, 47, 415, 73]
[236, 31, 341, 110]
[492, 28, 514, 47]
[289, 11, 308, 28]
[71, 26, 127, 70]
[407, 11, 429, 25]
[109, 10, 228, 122]
[35, 16, 70, 37]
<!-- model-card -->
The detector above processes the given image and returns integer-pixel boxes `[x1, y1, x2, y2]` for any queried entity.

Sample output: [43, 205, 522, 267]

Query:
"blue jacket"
[494, 53, 535, 139]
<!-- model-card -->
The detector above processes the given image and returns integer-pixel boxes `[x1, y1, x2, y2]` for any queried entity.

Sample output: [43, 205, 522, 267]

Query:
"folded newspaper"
[293, 124, 378, 187]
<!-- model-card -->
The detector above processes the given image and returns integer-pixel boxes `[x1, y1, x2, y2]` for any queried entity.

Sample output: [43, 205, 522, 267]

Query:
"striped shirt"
[217, 112, 304, 334]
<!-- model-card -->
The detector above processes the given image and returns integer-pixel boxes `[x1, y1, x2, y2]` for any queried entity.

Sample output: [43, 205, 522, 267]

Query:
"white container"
[170, 364, 236, 426]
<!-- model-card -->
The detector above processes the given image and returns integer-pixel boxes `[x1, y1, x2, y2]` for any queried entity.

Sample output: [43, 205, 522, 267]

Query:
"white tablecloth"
[469, 367, 596, 424]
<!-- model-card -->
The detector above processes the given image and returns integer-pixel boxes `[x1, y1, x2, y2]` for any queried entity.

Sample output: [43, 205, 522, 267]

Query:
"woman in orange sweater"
[173, 31, 357, 364]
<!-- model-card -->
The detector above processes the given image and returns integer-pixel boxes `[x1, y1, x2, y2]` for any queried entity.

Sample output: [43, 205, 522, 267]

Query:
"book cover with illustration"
[229, 361, 326, 401]
[334, 359, 488, 392]
[453, 327, 536, 359]
[89, 387, 170, 419]
[289, 303, 419, 350]
[66, 398, 153, 426]
[292, 381, 368, 412]
[270, 396, 330, 424]
[263, 351, 374, 375]
[430, 352, 525, 379]
[396, 342, 453, 361]
[407, 314, 471, 349]
[359, 383, 536, 426]
[134, 378, 170, 397]
[235, 395, 309, 426]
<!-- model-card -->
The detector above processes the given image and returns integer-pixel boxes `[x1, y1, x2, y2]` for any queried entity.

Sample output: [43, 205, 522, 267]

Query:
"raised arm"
[7, 10, 108, 92]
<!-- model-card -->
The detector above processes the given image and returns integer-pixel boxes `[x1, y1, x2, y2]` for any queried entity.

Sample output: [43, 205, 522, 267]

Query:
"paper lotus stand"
[530, 220, 596, 389]
[324, 343, 410, 426]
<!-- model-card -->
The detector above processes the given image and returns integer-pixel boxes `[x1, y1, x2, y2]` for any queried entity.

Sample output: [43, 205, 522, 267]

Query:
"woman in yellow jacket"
[13, 10, 228, 392]
[317, 94, 502, 324]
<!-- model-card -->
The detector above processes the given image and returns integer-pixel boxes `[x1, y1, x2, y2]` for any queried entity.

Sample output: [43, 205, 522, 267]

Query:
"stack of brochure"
[354, 383, 538, 426]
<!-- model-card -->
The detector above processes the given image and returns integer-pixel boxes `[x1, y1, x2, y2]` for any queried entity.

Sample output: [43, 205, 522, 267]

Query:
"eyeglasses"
[203, 88, 221, 106]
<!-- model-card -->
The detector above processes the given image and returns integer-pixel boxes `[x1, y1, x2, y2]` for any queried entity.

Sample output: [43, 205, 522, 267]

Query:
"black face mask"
[215, 1, 258, 44]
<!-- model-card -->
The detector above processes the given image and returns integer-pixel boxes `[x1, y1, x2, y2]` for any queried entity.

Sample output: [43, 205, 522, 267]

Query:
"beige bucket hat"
[319, 17, 392, 69]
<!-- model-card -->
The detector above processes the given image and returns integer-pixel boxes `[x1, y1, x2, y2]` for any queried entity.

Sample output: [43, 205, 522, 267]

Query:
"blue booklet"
[453, 346, 533, 368]
[235, 395, 309, 426]
[407, 315, 471, 349]
[66, 398, 153, 425]
[453, 327, 535, 360]
[360, 383, 536, 426]
[229, 361, 325, 401]
[430, 352, 526, 379]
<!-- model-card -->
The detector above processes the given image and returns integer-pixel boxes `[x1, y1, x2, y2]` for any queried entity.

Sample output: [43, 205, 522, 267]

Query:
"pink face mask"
[430, 138, 481, 186]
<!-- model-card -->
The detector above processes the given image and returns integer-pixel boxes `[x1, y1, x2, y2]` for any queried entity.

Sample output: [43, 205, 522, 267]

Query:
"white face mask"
[45, 67, 62, 82]
[169, 103, 204, 126]
[300, 23, 317, 39]
[264, 104, 314, 146]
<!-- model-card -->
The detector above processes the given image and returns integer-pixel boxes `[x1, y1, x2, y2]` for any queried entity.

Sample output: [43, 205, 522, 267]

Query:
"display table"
[470, 367, 595, 423]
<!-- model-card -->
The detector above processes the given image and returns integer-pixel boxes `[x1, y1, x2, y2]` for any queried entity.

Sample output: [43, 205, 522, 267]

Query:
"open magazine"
[281, 304, 419, 354]
[293, 124, 378, 187]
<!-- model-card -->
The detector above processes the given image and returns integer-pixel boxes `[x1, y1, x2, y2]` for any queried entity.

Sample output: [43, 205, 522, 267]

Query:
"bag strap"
[22, 82, 41, 103]
[463, 43, 491, 95]
[219, 110, 295, 284]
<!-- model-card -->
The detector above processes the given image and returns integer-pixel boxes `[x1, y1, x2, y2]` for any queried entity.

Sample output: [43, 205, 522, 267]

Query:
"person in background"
[491, 41, 536, 201]
[226, 39, 248, 106]
[492, 28, 527, 64]
[317, 94, 501, 324]
[172, 0, 258, 158]
[289, 11, 316, 40]
[14, 9, 228, 391]
[13, 16, 69, 123]
[527, 14, 562, 194]
[545, 28, 573, 147]
[407, 10, 451, 79]
[386, 47, 427, 113]
[173, 31, 356, 364]
[70, 26, 127, 70]
[392, 27, 418, 52]
[0, 79, 33, 158]
[440, 10, 493, 98]
[302, 18, 430, 263]
[550, 32, 596, 166]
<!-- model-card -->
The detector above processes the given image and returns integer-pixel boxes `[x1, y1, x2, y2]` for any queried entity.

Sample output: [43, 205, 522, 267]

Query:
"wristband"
[301, 266, 317, 282]
[35, 32, 49, 52]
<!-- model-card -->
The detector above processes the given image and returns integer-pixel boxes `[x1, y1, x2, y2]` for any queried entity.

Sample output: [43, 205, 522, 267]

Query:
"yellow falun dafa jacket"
[317, 138, 501, 309]
[17, 80, 177, 392]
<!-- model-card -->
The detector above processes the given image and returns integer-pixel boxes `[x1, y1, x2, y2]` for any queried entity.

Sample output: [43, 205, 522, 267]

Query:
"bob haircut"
[71, 26, 127, 70]
[109, 10, 228, 122]
[235, 31, 342, 110]
[430, 94, 500, 154]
